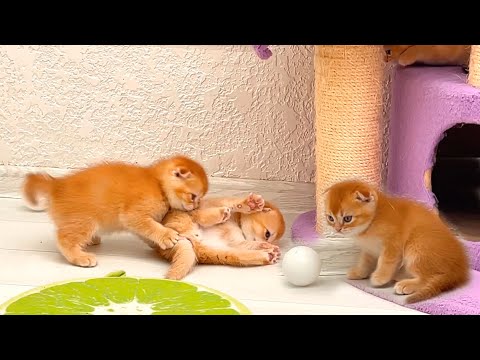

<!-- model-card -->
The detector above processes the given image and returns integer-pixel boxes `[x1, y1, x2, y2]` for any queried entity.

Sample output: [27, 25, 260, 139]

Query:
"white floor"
[0, 174, 422, 315]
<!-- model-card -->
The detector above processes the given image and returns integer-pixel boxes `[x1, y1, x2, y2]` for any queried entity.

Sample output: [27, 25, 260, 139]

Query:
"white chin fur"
[22, 193, 49, 211]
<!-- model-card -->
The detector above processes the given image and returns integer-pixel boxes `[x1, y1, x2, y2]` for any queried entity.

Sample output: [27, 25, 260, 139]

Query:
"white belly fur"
[197, 227, 231, 250]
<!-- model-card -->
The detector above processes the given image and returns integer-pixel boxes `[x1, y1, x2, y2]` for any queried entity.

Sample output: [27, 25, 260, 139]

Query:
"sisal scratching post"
[468, 45, 480, 88]
[314, 46, 386, 234]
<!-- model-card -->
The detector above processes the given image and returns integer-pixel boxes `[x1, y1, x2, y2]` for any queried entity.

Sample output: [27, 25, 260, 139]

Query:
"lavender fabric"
[291, 209, 317, 245]
[291, 210, 480, 314]
[386, 66, 480, 208]
[252, 45, 272, 60]
[346, 271, 480, 315]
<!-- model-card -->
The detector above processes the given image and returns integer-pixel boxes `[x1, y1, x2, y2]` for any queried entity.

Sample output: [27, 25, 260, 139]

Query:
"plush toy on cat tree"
[252, 45, 272, 60]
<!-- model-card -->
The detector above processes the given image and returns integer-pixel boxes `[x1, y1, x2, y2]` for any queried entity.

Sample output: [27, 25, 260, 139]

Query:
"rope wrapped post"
[314, 46, 386, 234]
[468, 45, 480, 88]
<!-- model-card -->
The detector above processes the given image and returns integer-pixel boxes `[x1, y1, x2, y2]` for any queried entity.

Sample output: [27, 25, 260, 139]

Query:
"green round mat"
[0, 271, 251, 315]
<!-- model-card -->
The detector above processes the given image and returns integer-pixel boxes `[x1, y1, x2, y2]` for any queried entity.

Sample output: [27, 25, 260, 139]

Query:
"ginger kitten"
[151, 193, 285, 280]
[324, 180, 469, 303]
[22, 155, 209, 268]
[384, 45, 471, 67]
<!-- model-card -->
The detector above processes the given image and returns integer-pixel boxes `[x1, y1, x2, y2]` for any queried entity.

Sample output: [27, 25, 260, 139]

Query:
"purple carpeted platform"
[347, 270, 480, 315]
[387, 66, 480, 207]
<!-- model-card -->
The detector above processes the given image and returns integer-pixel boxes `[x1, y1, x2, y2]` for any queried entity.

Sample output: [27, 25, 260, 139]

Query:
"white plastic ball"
[281, 246, 322, 286]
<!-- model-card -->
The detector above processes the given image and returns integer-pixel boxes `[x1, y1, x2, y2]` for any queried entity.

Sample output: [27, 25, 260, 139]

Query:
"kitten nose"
[334, 225, 342, 232]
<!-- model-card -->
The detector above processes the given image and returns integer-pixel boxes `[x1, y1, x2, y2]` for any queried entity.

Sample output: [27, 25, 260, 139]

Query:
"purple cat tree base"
[291, 66, 480, 314]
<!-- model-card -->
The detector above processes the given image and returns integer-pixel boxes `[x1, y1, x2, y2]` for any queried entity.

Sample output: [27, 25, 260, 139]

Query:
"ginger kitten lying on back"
[324, 180, 469, 303]
[22, 155, 209, 268]
[149, 193, 285, 280]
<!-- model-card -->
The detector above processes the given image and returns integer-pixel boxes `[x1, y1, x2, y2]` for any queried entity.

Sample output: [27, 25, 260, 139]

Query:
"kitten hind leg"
[157, 240, 197, 280]
[370, 246, 402, 287]
[394, 278, 422, 295]
[347, 251, 376, 280]
[90, 235, 101, 246]
[57, 225, 98, 267]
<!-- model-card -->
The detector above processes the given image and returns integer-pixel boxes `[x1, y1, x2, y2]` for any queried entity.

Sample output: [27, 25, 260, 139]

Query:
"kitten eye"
[265, 230, 271, 239]
[343, 216, 352, 223]
[327, 215, 334, 222]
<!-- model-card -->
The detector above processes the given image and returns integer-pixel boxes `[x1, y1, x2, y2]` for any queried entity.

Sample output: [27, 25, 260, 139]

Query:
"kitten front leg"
[237, 240, 281, 256]
[192, 241, 279, 266]
[191, 207, 232, 228]
[123, 216, 182, 250]
[201, 193, 265, 214]
[370, 246, 402, 287]
[347, 251, 376, 280]
[398, 47, 418, 66]
[232, 193, 265, 214]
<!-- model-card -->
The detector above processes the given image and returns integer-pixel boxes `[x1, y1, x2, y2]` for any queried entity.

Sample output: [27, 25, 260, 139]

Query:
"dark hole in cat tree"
[431, 123, 480, 241]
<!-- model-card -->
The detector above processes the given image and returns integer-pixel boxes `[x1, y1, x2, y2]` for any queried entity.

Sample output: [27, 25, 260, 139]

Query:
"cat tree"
[291, 45, 480, 275]
[291, 45, 387, 274]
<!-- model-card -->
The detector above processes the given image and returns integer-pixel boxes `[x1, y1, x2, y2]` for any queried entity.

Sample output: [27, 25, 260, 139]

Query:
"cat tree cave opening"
[430, 123, 480, 240]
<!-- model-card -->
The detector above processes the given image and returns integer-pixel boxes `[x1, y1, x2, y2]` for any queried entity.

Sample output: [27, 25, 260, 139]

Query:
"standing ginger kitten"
[324, 180, 469, 303]
[151, 193, 285, 280]
[22, 155, 209, 268]
[384, 45, 471, 67]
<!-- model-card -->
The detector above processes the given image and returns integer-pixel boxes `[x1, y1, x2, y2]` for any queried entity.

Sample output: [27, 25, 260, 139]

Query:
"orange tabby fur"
[152, 193, 285, 280]
[21, 155, 209, 268]
[324, 180, 469, 303]
[384, 45, 471, 67]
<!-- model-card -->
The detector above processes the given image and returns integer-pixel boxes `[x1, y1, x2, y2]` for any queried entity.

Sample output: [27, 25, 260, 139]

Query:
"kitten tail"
[406, 273, 469, 304]
[22, 172, 55, 211]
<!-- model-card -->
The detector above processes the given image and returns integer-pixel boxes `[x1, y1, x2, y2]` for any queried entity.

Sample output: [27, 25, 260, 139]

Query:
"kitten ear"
[173, 167, 192, 179]
[355, 190, 375, 203]
[262, 207, 273, 212]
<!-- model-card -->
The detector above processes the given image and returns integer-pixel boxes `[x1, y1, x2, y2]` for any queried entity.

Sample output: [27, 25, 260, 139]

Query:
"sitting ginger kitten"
[150, 193, 285, 280]
[324, 180, 469, 304]
[22, 155, 209, 268]
[384, 45, 471, 68]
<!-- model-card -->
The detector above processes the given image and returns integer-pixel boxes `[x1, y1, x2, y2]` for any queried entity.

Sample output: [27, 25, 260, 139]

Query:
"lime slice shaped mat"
[0, 271, 251, 315]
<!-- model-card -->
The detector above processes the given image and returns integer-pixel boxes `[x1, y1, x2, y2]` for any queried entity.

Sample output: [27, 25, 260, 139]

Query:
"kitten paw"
[246, 193, 265, 211]
[370, 271, 392, 287]
[158, 228, 181, 250]
[71, 253, 97, 267]
[258, 242, 281, 256]
[90, 235, 101, 246]
[180, 231, 200, 243]
[394, 279, 420, 295]
[165, 270, 187, 281]
[263, 248, 280, 264]
[347, 267, 370, 280]
[236, 193, 265, 213]
[220, 207, 231, 223]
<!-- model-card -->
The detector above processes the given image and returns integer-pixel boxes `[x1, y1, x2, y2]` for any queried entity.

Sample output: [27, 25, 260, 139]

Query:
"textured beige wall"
[0, 45, 316, 182]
